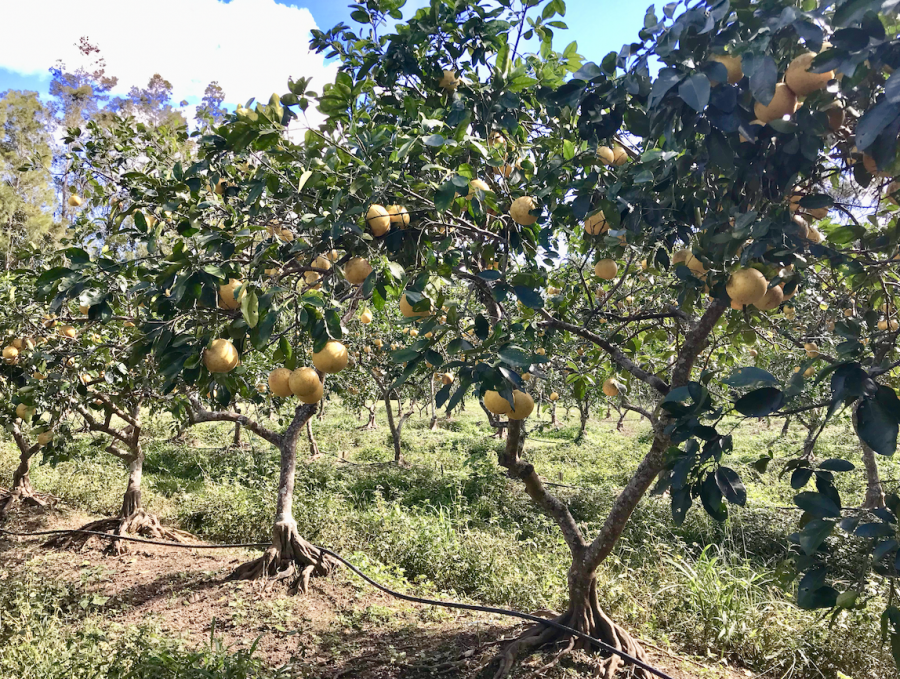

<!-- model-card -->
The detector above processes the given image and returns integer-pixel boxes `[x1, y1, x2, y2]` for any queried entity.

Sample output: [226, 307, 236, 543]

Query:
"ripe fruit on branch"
[507, 391, 534, 420]
[753, 83, 798, 123]
[439, 69, 460, 91]
[366, 205, 391, 236]
[711, 53, 743, 84]
[602, 379, 619, 397]
[37, 430, 53, 446]
[726, 268, 768, 306]
[484, 390, 513, 415]
[549, 392, 559, 401]
[683, 253, 707, 277]
[15, 404, 34, 420]
[804, 342, 819, 358]
[400, 293, 431, 318]
[359, 308, 373, 324]
[466, 178, 491, 200]
[441, 372, 454, 385]
[313, 341, 348, 374]
[597, 146, 615, 165]
[68, 194, 83, 207]
[785, 52, 834, 97]
[59, 325, 77, 339]
[344, 257, 373, 285]
[594, 259, 618, 280]
[387, 205, 410, 227]
[510, 196, 538, 226]
[204, 339, 239, 373]
[2, 346, 18, 362]
[753, 285, 784, 311]
[268, 368, 293, 397]
[289, 367, 322, 400]
[585, 211, 608, 236]
[218, 279, 245, 310]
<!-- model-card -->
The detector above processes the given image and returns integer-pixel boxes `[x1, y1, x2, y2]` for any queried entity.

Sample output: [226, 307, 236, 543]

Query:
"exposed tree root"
[493, 601, 651, 679]
[227, 519, 338, 594]
[0, 486, 47, 521]
[43, 508, 192, 555]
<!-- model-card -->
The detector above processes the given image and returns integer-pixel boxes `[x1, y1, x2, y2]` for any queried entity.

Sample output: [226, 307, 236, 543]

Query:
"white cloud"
[0, 0, 338, 127]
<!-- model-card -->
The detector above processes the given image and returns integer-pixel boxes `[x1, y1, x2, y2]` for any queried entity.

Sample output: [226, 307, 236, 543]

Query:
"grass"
[1, 398, 897, 678]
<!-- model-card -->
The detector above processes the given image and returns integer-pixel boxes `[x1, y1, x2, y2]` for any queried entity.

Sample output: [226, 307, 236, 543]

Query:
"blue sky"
[0, 0, 650, 110]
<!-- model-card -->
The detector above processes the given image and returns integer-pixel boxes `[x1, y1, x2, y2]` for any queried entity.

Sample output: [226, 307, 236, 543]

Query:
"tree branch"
[186, 395, 283, 448]
[539, 309, 671, 395]
[499, 419, 587, 554]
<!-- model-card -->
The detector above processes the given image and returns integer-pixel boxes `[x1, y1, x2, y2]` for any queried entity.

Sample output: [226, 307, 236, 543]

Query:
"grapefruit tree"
[45, 0, 900, 672]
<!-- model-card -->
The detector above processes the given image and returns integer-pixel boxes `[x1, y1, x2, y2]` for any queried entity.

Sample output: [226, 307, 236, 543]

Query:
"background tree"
[0, 90, 59, 268]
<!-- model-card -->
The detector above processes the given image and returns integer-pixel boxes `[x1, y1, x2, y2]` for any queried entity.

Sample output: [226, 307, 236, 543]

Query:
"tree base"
[44, 508, 192, 555]
[494, 604, 650, 679]
[0, 487, 47, 521]
[227, 519, 338, 594]
[862, 486, 886, 510]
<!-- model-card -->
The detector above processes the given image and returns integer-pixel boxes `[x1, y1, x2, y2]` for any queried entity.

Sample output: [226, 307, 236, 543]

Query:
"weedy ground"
[0, 399, 894, 678]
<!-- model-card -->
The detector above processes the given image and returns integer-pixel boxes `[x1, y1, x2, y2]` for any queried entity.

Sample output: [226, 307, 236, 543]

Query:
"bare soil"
[0, 503, 748, 679]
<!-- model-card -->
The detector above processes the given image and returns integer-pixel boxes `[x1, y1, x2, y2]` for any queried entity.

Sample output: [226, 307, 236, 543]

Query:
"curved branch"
[539, 309, 671, 395]
[186, 395, 283, 448]
[500, 419, 586, 554]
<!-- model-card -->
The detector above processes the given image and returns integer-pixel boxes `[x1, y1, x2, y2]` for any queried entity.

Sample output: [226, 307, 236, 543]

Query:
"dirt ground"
[0, 503, 750, 679]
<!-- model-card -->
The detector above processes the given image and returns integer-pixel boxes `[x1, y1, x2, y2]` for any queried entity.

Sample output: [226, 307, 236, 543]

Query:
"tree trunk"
[306, 419, 320, 457]
[233, 422, 242, 447]
[0, 449, 41, 520]
[576, 400, 589, 442]
[119, 453, 143, 517]
[853, 404, 885, 509]
[494, 420, 651, 679]
[45, 436, 189, 553]
[429, 378, 438, 430]
[384, 392, 403, 463]
[551, 401, 559, 427]
[228, 403, 339, 592]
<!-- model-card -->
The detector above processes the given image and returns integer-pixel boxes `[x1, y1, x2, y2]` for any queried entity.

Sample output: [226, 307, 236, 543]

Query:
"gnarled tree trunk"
[494, 419, 652, 679]
[0, 426, 44, 520]
[46, 401, 188, 554]
[228, 402, 338, 592]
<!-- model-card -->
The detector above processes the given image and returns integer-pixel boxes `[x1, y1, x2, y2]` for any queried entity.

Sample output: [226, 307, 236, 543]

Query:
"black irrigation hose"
[0, 527, 675, 679]
[0, 527, 270, 549]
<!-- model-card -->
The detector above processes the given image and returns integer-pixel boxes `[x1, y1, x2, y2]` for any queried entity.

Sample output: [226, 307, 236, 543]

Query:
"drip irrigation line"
[0, 526, 676, 679]
[0, 527, 269, 549]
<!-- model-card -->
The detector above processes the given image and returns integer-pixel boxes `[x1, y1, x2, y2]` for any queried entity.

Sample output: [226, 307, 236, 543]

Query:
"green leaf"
[715, 466, 746, 506]
[794, 491, 841, 518]
[513, 285, 544, 309]
[723, 367, 779, 388]
[818, 459, 855, 472]
[748, 55, 777, 106]
[324, 308, 343, 339]
[857, 386, 900, 455]
[241, 290, 259, 328]
[734, 387, 784, 417]
[677, 73, 710, 112]
[424, 134, 445, 147]
[498, 346, 532, 368]
[700, 473, 728, 522]
[799, 519, 834, 555]
[391, 348, 419, 363]
[434, 181, 457, 212]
